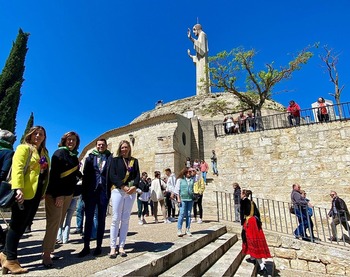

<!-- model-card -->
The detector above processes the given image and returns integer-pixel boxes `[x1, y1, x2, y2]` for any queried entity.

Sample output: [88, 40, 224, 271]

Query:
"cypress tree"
[20, 112, 34, 143]
[0, 28, 30, 133]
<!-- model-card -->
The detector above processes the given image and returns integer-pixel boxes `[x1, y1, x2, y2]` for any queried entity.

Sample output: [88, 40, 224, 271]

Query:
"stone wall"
[226, 223, 350, 276]
[267, 233, 350, 276]
[211, 120, 350, 209]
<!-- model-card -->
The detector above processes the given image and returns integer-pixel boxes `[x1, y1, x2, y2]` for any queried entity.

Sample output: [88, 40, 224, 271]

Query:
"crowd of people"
[223, 111, 257, 134]
[223, 97, 331, 135]
[0, 128, 215, 274]
[1, 125, 349, 275]
[184, 152, 219, 181]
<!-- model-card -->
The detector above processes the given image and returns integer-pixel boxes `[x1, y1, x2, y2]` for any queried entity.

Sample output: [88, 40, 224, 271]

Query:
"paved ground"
[1, 206, 219, 277]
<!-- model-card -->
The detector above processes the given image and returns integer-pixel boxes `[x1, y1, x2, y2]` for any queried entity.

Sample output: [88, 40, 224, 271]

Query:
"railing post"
[215, 191, 220, 222]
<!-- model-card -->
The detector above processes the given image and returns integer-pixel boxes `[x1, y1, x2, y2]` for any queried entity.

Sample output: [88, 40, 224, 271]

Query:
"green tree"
[20, 112, 34, 143]
[208, 46, 314, 117]
[0, 28, 30, 133]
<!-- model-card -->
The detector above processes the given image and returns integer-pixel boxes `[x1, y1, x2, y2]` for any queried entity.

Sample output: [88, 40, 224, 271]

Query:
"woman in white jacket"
[150, 171, 167, 223]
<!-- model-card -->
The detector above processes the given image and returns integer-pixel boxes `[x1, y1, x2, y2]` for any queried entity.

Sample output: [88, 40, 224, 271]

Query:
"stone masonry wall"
[210, 120, 350, 209]
[267, 232, 350, 276]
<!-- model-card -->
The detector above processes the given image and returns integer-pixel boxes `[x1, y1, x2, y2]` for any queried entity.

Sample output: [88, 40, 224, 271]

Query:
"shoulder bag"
[0, 148, 32, 208]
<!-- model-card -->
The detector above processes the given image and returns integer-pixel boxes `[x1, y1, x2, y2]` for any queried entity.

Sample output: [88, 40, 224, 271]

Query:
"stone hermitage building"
[79, 92, 350, 210]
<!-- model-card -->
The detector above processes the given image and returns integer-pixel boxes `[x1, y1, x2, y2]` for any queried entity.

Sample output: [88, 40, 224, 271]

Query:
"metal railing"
[215, 191, 350, 247]
[215, 102, 350, 137]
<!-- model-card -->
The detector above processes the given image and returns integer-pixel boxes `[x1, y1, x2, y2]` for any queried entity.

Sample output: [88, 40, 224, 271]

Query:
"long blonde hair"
[117, 140, 132, 158]
[24, 126, 48, 153]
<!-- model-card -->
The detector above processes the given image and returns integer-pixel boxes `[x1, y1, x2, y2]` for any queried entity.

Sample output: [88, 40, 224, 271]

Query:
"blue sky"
[1, 0, 350, 155]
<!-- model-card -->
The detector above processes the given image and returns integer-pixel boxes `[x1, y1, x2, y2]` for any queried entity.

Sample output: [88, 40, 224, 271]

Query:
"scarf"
[0, 139, 13, 150]
[59, 146, 78, 156]
[91, 149, 111, 156]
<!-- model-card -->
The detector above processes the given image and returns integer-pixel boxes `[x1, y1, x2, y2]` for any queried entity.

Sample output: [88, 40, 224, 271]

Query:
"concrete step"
[159, 232, 237, 277]
[202, 239, 243, 277]
[91, 224, 227, 277]
[234, 255, 257, 277]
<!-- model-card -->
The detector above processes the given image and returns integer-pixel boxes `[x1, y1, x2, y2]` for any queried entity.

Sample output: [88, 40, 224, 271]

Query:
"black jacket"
[240, 197, 261, 226]
[108, 156, 140, 189]
[329, 196, 350, 222]
[46, 148, 81, 198]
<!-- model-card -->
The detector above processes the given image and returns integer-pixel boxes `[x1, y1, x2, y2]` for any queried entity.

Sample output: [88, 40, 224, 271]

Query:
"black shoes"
[71, 229, 83, 235]
[108, 253, 117, 259]
[78, 247, 90, 258]
[93, 247, 102, 256]
[120, 251, 127, 257]
[246, 257, 256, 264]
[258, 266, 268, 276]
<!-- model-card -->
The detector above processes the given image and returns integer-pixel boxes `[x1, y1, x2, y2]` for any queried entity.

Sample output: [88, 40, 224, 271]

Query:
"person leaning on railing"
[287, 100, 301, 126]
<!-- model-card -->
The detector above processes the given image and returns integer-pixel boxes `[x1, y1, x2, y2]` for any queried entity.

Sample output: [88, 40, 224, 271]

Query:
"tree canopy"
[208, 46, 314, 116]
[0, 28, 29, 133]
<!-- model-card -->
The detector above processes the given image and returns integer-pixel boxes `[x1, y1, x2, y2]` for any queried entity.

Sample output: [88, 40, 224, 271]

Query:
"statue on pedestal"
[187, 24, 210, 95]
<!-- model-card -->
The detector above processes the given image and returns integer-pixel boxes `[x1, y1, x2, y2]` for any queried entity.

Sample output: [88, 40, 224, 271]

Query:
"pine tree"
[20, 112, 34, 143]
[0, 28, 30, 133]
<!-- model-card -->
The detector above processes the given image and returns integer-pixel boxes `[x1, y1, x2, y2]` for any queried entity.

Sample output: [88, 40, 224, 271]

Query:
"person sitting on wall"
[237, 112, 247, 133]
[232, 120, 240, 134]
[246, 112, 256, 132]
[287, 100, 301, 126]
[223, 116, 234, 134]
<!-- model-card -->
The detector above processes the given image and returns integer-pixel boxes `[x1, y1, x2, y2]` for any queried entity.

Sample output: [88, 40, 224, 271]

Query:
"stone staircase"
[90, 225, 274, 277]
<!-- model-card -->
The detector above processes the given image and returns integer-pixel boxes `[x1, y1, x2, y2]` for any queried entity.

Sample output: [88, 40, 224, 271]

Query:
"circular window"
[182, 132, 186, 145]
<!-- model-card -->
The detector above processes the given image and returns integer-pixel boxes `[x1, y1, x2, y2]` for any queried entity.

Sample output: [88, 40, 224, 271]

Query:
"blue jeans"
[76, 196, 97, 238]
[201, 171, 207, 183]
[76, 195, 84, 231]
[177, 200, 194, 231]
[294, 207, 309, 238]
[57, 196, 79, 243]
[211, 161, 218, 175]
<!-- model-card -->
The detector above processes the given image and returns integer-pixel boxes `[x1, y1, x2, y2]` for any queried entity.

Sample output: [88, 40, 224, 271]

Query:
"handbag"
[0, 181, 16, 209]
[289, 204, 295, 214]
[193, 193, 200, 202]
[0, 180, 16, 208]
[0, 147, 32, 209]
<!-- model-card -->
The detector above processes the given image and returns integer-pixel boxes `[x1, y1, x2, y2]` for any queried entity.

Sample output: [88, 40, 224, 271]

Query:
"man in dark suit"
[78, 138, 112, 257]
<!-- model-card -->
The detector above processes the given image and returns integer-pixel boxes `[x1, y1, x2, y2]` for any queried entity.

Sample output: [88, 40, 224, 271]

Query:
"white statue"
[187, 24, 210, 95]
